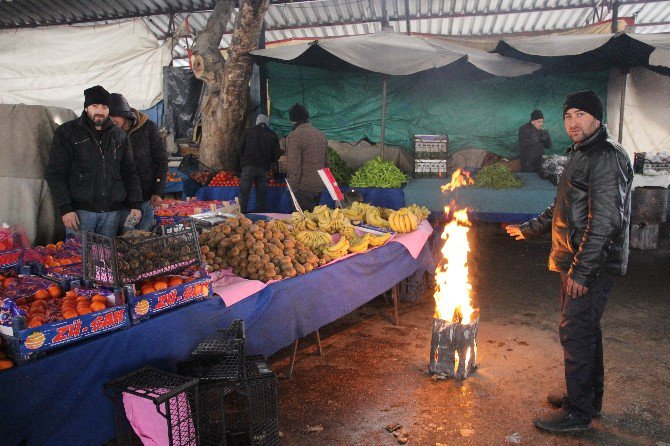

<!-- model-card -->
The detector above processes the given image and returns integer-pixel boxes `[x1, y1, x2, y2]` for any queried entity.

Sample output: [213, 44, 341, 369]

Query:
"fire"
[434, 169, 475, 324]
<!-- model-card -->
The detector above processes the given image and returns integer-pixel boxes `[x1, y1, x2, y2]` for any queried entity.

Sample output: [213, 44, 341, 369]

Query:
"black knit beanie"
[563, 90, 603, 122]
[530, 109, 543, 121]
[288, 103, 309, 123]
[84, 85, 111, 108]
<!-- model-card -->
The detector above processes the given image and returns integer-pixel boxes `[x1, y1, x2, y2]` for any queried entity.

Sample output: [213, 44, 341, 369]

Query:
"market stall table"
[0, 225, 433, 446]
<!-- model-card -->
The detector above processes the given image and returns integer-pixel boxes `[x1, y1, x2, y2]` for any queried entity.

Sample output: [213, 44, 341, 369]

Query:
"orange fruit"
[44, 255, 54, 263]
[90, 301, 106, 312]
[34, 289, 49, 300]
[76, 306, 92, 316]
[3, 277, 15, 287]
[28, 317, 44, 328]
[46, 243, 57, 250]
[59, 258, 72, 266]
[140, 284, 155, 295]
[47, 285, 61, 299]
[91, 294, 108, 303]
[0, 274, 5, 280]
[50, 261, 61, 267]
[65, 290, 78, 298]
[30, 301, 47, 311]
[76, 295, 89, 303]
[168, 276, 184, 287]
[153, 281, 169, 291]
[62, 309, 78, 319]
[56, 241, 63, 248]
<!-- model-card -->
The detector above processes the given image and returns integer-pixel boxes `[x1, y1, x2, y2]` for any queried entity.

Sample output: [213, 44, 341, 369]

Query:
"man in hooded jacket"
[109, 93, 168, 232]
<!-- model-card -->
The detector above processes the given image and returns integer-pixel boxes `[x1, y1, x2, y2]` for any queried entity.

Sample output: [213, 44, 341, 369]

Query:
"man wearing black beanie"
[507, 90, 633, 433]
[518, 108, 552, 173]
[45, 85, 143, 237]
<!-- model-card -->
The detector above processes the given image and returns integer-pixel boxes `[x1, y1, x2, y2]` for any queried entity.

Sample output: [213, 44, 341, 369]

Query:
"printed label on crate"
[353, 223, 395, 235]
[18, 306, 129, 357]
[0, 248, 24, 268]
[130, 278, 211, 319]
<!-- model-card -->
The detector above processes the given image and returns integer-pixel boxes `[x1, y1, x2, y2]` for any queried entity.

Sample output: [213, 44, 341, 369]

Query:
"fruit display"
[0, 273, 60, 303]
[134, 268, 207, 296]
[199, 217, 325, 280]
[267, 174, 286, 188]
[328, 147, 354, 185]
[0, 228, 21, 252]
[167, 171, 183, 182]
[189, 170, 215, 186]
[349, 157, 408, 188]
[25, 238, 83, 269]
[209, 171, 240, 187]
[388, 208, 420, 233]
[0, 228, 27, 268]
[155, 200, 230, 218]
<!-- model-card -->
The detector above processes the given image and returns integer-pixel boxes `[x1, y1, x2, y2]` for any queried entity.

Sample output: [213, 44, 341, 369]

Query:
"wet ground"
[268, 222, 670, 446]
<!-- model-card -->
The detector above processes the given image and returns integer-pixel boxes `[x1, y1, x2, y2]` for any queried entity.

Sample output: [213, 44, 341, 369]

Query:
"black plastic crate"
[414, 134, 448, 160]
[105, 366, 200, 446]
[191, 320, 246, 383]
[179, 154, 217, 186]
[236, 356, 279, 446]
[82, 222, 202, 287]
[414, 159, 448, 178]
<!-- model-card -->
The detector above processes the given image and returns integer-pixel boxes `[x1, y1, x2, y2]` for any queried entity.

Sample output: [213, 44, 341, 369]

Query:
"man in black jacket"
[109, 93, 168, 232]
[518, 109, 552, 173]
[506, 91, 633, 433]
[236, 114, 281, 213]
[45, 86, 143, 237]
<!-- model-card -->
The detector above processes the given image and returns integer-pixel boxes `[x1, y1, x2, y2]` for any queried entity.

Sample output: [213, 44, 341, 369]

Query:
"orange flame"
[441, 169, 473, 192]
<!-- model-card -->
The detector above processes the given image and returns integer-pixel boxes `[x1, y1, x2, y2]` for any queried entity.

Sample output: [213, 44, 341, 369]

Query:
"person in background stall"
[236, 114, 281, 213]
[506, 91, 633, 433]
[518, 109, 552, 173]
[109, 93, 168, 232]
[285, 103, 328, 212]
[45, 85, 143, 237]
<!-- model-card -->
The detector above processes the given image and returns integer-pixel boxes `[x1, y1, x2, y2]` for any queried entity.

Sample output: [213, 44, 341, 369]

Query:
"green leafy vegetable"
[349, 157, 407, 188]
[474, 163, 524, 189]
[327, 148, 354, 185]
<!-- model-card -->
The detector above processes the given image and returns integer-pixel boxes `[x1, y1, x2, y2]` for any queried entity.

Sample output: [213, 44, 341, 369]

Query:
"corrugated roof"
[1, 0, 668, 64]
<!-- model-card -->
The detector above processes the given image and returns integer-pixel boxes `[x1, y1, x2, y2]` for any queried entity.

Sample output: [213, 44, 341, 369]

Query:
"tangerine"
[56, 241, 63, 248]
[91, 294, 107, 304]
[76, 295, 89, 303]
[47, 285, 61, 299]
[62, 309, 78, 319]
[153, 281, 169, 291]
[76, 306, 92, 316]
[30, 300, 47, 310]
[140, 284, 155, 295]
[27, 317, 44, 328]
[3, 278, 15, 287]
[90, 301, 106, 312]
[65, 290, 78, 298]
[46, 244, 57, 250]
[168, 276, 184, 287]
[34, 289, 49, 300]
[59, 258, 72, 266]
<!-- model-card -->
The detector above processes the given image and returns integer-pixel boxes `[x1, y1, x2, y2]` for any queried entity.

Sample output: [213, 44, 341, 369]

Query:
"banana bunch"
[407, 204, 431, 221]
[321, 237, 350, 259]
[339, 224, 357, 241]
[292, 212, 318, 232]
[367, 232, 392, 246]
[296, 230, 332, 251]
[388, 208, 419, 233]
[317, 207, 351, 233]
[347, 235, 370, 253]
[365, 208, 390, 228]
[342, 202, 370, 221]
[273, 219, 289, 232]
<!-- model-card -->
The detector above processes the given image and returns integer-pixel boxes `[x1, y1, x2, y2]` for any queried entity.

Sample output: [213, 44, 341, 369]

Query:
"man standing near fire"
[506, 91, 633, 433]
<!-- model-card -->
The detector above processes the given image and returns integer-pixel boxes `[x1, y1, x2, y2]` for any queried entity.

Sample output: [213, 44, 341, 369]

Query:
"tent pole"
[381, 75, 388, 157]
[618, 67, 629, 143]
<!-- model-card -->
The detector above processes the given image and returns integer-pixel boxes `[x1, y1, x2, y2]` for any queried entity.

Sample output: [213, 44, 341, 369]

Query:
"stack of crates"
[413, 135, 449, 178]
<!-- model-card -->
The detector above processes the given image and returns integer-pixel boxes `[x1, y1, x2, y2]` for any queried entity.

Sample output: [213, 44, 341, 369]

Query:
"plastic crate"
[106, 366, 200, 446]
[414, 159, 448, 178]
[191, 320, 246, 382]
[236, 356, 279, 446]
[82, 222, 202, 288]
[0, 233, 25, 269]
[414, 134, 448, 160]
[179, 154, 217, 186]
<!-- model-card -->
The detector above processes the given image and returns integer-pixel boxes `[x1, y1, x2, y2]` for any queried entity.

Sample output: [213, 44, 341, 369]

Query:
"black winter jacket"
[237, 123, 281, 170]
[128, 110, 168, 201]
[520, 125, 633, 286]
[518, 122, 552, 173]
[45, 113, 143, 214]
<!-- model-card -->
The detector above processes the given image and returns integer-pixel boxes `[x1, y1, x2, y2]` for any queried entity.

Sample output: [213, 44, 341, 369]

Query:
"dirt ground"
[268, 222, 670, 446]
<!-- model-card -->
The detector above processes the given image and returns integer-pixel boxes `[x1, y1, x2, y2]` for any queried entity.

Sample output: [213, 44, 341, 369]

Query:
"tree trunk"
[192, 0, 269, 171]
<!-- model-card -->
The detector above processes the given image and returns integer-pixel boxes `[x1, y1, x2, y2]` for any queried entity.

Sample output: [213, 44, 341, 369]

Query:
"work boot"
[547, 393, 601, 417]
[534, 410, 592, 433]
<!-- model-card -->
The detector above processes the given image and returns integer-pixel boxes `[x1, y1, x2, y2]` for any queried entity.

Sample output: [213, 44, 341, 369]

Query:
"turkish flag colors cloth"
[318, 168, 344, 201]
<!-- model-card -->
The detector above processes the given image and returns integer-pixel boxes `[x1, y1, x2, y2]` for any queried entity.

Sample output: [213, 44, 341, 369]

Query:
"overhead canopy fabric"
[252, 30, 539, 77]
[494, 32, 670, 73]
[0, 20, 171, 112]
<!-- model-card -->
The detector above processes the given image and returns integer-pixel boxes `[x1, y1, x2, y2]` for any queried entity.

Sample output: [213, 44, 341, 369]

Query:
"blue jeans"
[65, 210, 121, 238]
[119, 201, 155, 234]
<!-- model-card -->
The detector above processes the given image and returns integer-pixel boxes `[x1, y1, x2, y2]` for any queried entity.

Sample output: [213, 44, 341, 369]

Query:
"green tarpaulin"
[267, 62, 608, 159]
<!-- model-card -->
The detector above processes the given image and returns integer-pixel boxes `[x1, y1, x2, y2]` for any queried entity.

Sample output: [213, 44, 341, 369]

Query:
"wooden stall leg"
[392, 284, 400, 326]
[315, 329, 323, 355]
[287, 339, 299, 379]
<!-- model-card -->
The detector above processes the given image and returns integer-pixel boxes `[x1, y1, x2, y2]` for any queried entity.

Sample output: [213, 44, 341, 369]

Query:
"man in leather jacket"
[45, 86, 143, 237]
[506, 91, 633, 433]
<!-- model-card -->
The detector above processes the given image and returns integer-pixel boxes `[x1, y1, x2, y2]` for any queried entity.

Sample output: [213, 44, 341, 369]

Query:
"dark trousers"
[240, 166, 268, 213]
[294, 189, 321, 212]
[559, 272, 615, 421]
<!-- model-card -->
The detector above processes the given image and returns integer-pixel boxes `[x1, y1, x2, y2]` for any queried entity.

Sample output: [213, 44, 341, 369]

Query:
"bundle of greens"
[327, 148, 354, 185]
[349, 157, 407, 188]
[474, 163, 524, 189]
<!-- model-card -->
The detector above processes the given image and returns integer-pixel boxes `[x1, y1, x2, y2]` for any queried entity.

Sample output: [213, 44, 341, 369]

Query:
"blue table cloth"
[196, 186, 406, 213]
[0, 240, 433, 446]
